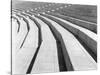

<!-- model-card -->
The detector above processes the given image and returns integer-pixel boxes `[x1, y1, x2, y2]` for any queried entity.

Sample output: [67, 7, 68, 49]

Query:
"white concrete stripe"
[31, 16, 59, 73]
[65, 15, 96, 25]
[41, 15, 97, 70]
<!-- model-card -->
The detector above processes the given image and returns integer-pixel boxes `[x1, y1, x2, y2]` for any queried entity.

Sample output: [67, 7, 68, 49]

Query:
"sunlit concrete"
[41, 15, 97, 70]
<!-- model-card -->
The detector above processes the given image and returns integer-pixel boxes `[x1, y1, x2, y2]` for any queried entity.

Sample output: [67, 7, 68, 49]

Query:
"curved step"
[30, 16, 59, 73]
[35, 15, 73, 71]
[38, 15, 97, 71]
[40, 13, 97, 58]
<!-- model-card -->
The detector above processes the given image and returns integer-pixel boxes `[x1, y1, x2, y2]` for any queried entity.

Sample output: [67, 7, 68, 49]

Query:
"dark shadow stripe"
[20, 32, 29, 48]
[16, 14, 30, 31]
[40, 13, 97, 62]
[22, 17, 30, 31]
[11, 16, 20, 33]
[26, 16, 42, 74]
[75, 35, 97, 62]
[35, 15, 74, 71]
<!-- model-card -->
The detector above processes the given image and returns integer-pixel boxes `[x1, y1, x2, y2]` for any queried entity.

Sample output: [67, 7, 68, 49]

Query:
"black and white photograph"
[11, 0, 97, 74]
